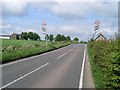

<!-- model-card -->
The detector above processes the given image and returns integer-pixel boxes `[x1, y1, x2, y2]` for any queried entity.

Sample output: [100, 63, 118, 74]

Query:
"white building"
[0, 35, 11, 39]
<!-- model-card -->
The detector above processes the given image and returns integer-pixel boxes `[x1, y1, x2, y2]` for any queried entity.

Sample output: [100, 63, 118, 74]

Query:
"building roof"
[94, 33, 106, 41]
[0, 35, 11, 37]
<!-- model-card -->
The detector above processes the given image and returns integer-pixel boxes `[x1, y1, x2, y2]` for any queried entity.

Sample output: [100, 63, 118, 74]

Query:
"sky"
[0, 0, 119, 41]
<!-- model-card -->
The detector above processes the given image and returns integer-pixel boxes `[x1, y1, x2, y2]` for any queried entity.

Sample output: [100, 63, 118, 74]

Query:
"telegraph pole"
[42, 20, 47, 47]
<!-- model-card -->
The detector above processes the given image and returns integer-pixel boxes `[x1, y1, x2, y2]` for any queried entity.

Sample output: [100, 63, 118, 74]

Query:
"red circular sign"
[95, 20, 100, 26]
[42, 21, 46, 26]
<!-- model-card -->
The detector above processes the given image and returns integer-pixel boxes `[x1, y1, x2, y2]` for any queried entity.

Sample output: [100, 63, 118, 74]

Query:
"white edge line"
[1, 63, 49, 89]
[0, 45, 70, 67]
[57, 53, 67, 60]
[79, 44, 86, 88]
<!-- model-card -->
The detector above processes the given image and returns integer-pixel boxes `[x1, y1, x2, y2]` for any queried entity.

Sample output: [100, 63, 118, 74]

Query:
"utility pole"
[42, 20, 47, 47]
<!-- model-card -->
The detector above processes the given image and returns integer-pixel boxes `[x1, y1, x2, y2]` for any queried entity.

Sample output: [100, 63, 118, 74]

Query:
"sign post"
[94, 20, 100, 31]
[42, 21, 47, 47]
[92, 20, 100, 40]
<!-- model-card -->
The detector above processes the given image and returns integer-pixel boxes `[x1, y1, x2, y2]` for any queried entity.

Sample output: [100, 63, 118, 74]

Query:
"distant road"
[2, 44, 86, 88]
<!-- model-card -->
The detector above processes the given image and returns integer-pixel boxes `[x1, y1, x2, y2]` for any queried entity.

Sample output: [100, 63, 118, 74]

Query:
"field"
[1, 39, 73, 63]
[87, 40, 120, 89]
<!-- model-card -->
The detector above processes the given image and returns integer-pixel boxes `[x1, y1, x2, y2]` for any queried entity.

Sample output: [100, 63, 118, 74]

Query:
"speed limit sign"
[94, 20, 100, 31]
[42, 21, 46, 32]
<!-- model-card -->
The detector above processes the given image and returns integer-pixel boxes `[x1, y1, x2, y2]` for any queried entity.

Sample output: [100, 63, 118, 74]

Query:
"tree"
[21, 32, 28, 40]
[74, 37, 79, 42]
[80, 41, 87, 44]
[27, 32, 34, 40]
[55, 34, 62, 41]
[45, 34, 49, 40]
[66, 36, 71, 41]
[61, 35, 66, 41]
[21, 32, 40, 41]
[33, 33, 40, 40]
[49, 34, 54, 41]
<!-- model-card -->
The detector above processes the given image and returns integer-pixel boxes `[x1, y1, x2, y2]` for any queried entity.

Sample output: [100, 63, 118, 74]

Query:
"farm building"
[0, 35, 11, 39]
[0, 33, 21, 40]
[94, 33, 107, 41]
[10, 33, 21, 40]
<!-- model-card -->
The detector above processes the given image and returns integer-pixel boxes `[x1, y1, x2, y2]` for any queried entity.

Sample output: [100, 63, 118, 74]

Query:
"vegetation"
[88, 40, 120, 89]
[1, 39, 72, 63]
[55, 34, 63, 41]
[49, 34, 54, 41]
[80, 41, 87, 44]
[21, 32, 40, 40]
[55, 34, 71, 41]
[74, 37, 79, 42]
[1, 32, 80, 63]
[66, 36, 71, 41]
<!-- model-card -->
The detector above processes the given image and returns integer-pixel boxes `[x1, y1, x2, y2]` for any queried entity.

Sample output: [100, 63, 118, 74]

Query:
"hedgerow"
[88, 39, 120, 89]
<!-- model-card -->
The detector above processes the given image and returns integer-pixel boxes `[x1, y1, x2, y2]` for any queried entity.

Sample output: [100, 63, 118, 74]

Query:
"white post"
[45, 31, 47, 47]
[42, 20, 47, 47]
[93, 20, 100, 40]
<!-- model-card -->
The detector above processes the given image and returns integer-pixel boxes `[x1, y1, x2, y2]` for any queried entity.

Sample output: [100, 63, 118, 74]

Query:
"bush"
[88, 40, 120, 89]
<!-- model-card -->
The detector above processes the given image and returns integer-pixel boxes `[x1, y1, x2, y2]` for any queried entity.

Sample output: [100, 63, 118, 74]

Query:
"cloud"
[1, 23, 35, 35]
[1, 1, 118, 41]
[2, 0, 28, 18]
[2, 1, 118, 20]
[32, 1, 118, 20]
[46, 23, 93, 40]
[1, 20, 117, 41]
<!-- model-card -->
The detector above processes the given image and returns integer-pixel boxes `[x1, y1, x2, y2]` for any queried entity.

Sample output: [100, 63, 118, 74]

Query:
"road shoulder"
[83, 47, 95, 88]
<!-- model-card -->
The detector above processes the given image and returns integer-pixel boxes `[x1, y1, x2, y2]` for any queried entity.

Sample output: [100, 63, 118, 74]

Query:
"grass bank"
[1, 39, 74, 63]
[87, 40, 120, 89]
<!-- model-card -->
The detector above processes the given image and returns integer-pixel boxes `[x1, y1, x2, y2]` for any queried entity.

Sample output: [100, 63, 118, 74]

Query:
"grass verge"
[87, 44, 105, 88]
[1, 39, 73, 64]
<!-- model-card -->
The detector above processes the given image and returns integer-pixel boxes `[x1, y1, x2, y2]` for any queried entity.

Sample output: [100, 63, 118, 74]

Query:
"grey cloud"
[31, 2, 118, 20]
[2, 1, 28, 18]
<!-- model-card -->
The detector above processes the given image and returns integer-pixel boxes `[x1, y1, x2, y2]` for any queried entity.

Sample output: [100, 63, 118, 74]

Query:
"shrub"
[88, 40, 120, 89]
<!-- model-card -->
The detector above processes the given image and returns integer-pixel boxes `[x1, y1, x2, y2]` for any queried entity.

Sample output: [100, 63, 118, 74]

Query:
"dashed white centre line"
[68, 46, 77, 52]
[69, 49, 72, 52]
[57, 53, 67, 60]
[69, 48, 74, 52]
[1, 63, 49, 89]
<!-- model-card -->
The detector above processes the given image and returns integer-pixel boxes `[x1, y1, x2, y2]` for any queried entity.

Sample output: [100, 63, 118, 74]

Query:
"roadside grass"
[87, 44, 104, 88]
[1, 39, 73, 63]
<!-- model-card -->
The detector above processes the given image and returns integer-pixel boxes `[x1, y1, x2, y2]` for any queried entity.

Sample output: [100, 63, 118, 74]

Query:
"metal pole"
[45, 31, 47, 47]
[92, 20, 100, 40]
[92, 31, 97, 40]
[42, 20, 47, 47]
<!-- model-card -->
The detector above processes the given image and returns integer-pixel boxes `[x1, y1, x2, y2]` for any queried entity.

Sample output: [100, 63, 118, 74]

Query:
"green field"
[1, 39, 73, 63]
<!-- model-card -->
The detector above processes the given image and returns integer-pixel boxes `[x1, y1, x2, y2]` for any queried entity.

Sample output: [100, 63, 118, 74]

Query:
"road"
[2, 44, 86, 88]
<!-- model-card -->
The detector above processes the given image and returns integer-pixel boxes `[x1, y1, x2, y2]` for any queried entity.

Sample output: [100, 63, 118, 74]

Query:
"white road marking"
[0, 45, 71, 67]
[79, 44, 86, 88]
[68, 47, 74, 52]
[1, 63, 49, 89]
[69, 49, 72, 52]
[57, 53, 67, 60]
[68, 45, 78, 52]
